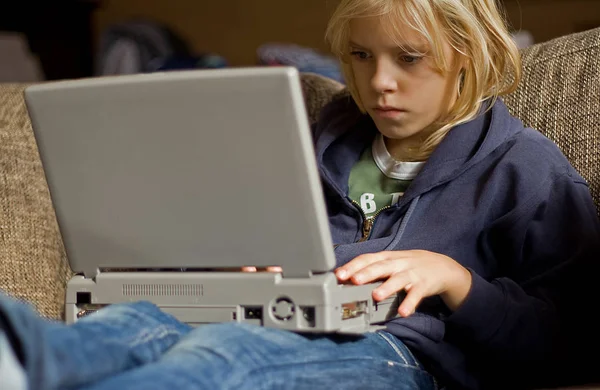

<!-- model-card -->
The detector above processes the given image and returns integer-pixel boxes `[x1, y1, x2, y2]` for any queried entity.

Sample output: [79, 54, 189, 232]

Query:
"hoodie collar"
[314, 97, 523, 206]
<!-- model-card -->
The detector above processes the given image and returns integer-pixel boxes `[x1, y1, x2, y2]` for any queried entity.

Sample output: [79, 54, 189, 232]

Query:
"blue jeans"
[0, 294, 437, 390]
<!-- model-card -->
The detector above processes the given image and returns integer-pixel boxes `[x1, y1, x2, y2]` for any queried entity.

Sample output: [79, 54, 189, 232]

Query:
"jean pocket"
[375, 331, 425, 368]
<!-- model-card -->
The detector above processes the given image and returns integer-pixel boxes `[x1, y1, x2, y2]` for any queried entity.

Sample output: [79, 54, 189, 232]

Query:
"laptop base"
[65, 271, 398, 334]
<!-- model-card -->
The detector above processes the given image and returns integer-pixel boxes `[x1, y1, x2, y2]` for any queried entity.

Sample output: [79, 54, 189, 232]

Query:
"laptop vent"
[122, 284, 204, 297]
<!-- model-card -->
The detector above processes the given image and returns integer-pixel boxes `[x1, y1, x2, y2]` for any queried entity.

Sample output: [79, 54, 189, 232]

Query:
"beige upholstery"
[0, 84, 72, 319]
[503, 28, 600, 212]
[0, 27, 598, 389]
[300, 72, 345, 125]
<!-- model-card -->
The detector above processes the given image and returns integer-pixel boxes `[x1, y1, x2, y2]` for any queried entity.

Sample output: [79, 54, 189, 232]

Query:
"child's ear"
[454, 51, 468, 72]
[454, 53, 468, 93]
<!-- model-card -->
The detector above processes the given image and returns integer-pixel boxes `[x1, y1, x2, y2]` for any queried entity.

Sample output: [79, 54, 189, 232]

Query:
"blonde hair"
[325, 0, 522, 160]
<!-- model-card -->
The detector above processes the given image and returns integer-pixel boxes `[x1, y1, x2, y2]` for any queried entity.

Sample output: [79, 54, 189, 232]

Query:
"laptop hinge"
[82, 267, 321, 280]
[83, 267, 100, 280]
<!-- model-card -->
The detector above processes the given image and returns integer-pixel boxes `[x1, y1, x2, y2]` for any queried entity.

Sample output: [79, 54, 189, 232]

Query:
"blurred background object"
[257, 43, 343, 83]
[96, 19, 227, 76]
[0, 33, 44, 82]
[0, 0, 100, 81]
[512, 31, 535, 49]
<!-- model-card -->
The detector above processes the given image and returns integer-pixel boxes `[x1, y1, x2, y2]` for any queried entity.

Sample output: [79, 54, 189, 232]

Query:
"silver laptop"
[24, 67, 396, 333]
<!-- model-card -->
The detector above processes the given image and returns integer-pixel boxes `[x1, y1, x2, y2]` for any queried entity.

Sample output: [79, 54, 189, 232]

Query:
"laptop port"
[244, 307, 263, 320]
[341, 301, 367, 320]
[76, 291, 92, 305]
[301, 306, 315, 327]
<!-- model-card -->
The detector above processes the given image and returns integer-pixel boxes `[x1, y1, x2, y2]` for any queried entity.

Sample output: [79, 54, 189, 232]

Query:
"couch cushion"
[300, 72, 344, 125]
[500, 28, 600, 213]
[0, 84, 72, 319]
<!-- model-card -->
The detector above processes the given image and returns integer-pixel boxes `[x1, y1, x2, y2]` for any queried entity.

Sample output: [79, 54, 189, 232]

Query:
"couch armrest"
[0, 84, 72, 320]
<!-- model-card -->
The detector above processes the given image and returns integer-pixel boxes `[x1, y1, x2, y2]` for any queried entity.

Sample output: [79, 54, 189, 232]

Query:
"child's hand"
[335, 250, 471, 317]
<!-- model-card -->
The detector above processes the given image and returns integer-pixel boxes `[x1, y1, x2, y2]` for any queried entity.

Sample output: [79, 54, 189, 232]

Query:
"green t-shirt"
[348, 134, 425, 218]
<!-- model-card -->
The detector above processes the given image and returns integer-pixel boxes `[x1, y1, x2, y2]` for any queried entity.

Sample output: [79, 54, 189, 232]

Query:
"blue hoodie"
[314, 95, 600, 389]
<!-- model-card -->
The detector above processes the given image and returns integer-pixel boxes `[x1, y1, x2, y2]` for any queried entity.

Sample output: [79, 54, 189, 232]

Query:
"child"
[1, 0, 599, 389]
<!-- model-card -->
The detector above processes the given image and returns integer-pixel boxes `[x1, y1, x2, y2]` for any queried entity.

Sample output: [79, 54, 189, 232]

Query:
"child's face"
[348, 16, 461, 157]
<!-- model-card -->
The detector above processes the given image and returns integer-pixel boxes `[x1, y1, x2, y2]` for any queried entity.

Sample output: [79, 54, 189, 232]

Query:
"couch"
[1, 27, 599, 389]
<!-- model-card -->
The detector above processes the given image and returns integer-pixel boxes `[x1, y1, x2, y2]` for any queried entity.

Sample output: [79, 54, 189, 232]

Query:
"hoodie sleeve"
[445, 169, 600, 365]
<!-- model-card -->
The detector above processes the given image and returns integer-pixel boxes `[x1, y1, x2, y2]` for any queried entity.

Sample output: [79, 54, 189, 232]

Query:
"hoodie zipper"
[350, 199, 392, 242]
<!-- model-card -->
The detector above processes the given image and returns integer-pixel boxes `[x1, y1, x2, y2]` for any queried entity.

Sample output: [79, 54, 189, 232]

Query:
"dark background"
[1, 0, 598, 81]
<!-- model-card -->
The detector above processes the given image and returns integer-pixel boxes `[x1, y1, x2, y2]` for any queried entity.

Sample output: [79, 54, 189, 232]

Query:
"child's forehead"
[348, 16, 430, 51]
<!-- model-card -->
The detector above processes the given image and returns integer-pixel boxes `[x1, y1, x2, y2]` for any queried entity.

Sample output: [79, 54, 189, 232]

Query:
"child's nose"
[371, 59, 398, 94]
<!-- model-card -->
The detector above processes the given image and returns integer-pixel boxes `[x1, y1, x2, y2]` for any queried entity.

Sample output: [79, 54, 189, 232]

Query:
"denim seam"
[126, 327, 183, 348]
[388, 330, 422, 368]
[390, 335, 422, 369]
[232, 357, 430, 390]
[375, 332, 410, 366]
[375, 334, 440, 390]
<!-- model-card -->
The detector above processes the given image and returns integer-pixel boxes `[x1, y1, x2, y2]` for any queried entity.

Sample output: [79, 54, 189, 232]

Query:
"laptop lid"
[24, 67, 336, 278]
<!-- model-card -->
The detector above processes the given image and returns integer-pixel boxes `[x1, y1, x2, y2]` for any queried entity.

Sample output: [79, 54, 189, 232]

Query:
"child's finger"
[397, 286, 424, 317]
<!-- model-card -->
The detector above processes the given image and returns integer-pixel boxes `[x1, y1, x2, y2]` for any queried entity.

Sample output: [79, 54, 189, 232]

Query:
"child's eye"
[399, 55, 421, 64]
[350, 50, 372, 60]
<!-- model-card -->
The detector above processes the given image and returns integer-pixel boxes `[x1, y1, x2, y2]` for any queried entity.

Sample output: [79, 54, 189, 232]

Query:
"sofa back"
[503, 28, 600, 213]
